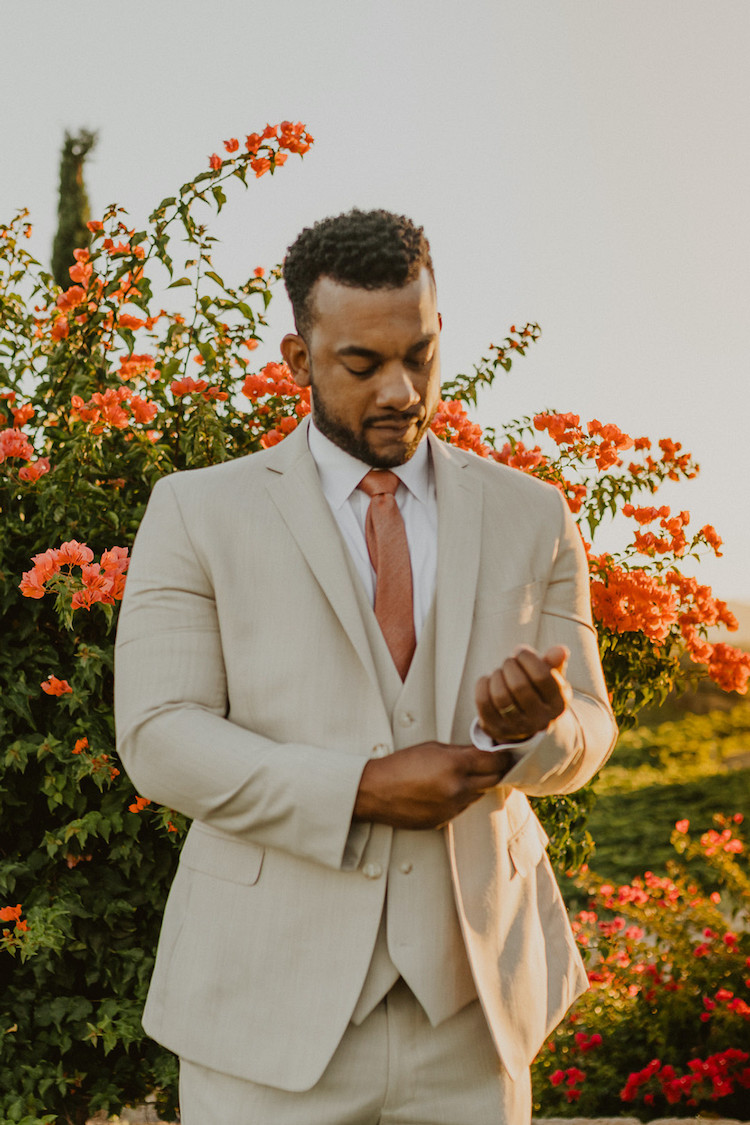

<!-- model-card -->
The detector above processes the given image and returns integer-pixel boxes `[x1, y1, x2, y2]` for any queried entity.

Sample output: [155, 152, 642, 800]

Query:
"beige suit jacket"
[114, 420, 617, 1090]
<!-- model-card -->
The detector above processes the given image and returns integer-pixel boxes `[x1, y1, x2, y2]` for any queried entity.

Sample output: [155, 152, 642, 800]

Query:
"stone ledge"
[88, 1114, 750, 1125]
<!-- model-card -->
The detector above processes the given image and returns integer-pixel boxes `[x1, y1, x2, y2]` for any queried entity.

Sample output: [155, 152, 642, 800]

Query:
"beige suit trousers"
[178, 980, 531, 1125]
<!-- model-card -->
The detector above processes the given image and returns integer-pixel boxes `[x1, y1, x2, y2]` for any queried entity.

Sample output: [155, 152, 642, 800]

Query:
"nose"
[375, 363, 421, 412]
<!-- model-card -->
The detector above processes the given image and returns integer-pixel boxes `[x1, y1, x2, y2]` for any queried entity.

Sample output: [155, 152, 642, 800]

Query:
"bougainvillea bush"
[533, 813, 750, 1120]
[1, 123, 748, 1123]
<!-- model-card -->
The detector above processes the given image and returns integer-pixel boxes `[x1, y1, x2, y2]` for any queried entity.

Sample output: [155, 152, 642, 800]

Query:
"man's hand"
[474, 644, 572, 745]
[353, 741, 515, 830]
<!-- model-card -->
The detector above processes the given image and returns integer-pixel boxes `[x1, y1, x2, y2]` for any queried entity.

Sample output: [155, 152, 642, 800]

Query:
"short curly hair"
[283, 208, 434, 336]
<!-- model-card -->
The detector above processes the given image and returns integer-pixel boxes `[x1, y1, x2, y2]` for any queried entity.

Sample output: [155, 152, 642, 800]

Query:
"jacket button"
[371, 744, 390, 758]
[398, 712, 415, 727]
[362, 863, 383, 880]
[399, 861, 413, 875]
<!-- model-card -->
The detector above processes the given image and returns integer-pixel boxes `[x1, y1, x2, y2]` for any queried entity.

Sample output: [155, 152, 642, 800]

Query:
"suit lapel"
[429, 433, 483, 742]
[263, 420, 380, 689]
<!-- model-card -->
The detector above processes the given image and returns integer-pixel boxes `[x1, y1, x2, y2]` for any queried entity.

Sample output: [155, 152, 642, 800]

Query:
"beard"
[309, 372, 436, 469]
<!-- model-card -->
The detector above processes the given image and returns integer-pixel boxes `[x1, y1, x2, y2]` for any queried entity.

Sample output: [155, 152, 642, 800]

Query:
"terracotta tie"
[357, 470, 416, 680]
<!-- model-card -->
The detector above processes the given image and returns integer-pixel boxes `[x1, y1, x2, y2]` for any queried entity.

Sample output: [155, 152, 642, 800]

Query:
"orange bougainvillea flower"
[57, 540, 95, 567]
[18, 569, 46, 599]
[118, 312, 146, 330]
[128, 795, 151, 813]
[223, 138, 240, 153]
[69, 249, 93, 286]
[245, 132, 262, 155]
[117, 353, 157, 381]
[430, 399, 490, 457]
[208, 153, 222, 171]
[41, 676, 73, 696]
[699, 524, 723, 557]
[50, 316, 70, 341]
[589, 556, 680, 643]
[72, 737, 89, 755]
[0, 904, 23, 923]
[130, 395, 158, 425]
[0, 428, 34, 463]
[18, 456, 51, 483]
[250, 157, 272, 178]
[56, 285, 86, 313]
[12, 403, 34, 427]
[534, 412, 582, 446]
[622, 504, 671, 525]
[171, 377, 208, 397]
[278, 120, 313, 154]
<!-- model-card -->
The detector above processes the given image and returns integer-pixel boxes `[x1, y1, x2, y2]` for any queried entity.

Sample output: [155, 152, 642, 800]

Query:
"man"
[115, 209, 617, 1124]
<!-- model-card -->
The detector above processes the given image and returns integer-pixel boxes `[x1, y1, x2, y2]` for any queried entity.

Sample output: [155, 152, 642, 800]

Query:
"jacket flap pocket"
[179, 822, 265, 885]
[508, 814, 549, 879]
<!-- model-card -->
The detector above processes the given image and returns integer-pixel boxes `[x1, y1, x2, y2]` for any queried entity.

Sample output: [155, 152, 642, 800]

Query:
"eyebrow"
[336, 336, 436, 360]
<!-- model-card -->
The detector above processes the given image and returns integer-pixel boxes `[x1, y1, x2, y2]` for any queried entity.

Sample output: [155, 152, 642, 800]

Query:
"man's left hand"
[474, 644, 572, 745]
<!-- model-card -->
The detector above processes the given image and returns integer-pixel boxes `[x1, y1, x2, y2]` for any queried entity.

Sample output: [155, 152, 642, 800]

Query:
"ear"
[280, 333, 311, 387]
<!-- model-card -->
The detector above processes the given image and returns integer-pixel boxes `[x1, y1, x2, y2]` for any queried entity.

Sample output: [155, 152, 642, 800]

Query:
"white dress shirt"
[307, 418, 437, 637]
[307, 419, 541, 755]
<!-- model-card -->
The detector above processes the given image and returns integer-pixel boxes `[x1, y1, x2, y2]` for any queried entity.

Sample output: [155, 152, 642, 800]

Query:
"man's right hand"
[352, 742, 514, 830]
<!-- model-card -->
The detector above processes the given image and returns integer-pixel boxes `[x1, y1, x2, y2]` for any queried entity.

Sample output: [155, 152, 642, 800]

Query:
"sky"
[2, 0, 749, 602]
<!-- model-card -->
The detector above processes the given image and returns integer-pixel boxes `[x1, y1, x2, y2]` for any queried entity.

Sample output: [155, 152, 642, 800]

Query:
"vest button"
[371, 743, 390, 759]
[362, 863, 383, 880]
[398, 712, 415, 727]
[399, 861, 413, 875]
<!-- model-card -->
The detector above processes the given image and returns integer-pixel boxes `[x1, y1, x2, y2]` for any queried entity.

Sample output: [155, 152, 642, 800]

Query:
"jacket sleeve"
[114, 475, 370, 871]
[499, 489, 618, 796]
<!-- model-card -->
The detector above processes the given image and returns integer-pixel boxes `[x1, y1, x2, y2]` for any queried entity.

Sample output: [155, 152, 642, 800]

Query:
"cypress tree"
[51, 129, 97, 288]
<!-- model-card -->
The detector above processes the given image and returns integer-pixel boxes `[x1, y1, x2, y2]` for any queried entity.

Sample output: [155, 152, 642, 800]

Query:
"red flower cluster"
[589, 555, 679, 643]
[214, 122, 312, 175]
[241, 361, 308, 404]
[0, 427, 34, 464]
[699, 827, 744, 857]
[118, 353, 159, 382]
[170, 377, 228, 402]
[494, 440, 548, 472]
[0, 903, 28, 938]
[623, 504, 691, 556]
[0, 395, 50, 480]
[622, 1050, 750, 1106]
[70, 386, 158, 431]
[430, 400, 490, 456]
[534, 412, 583, 446]
[240, 362, 311, 446]
[19, 541, 130, 611]
[550, 1066, 586, 1102]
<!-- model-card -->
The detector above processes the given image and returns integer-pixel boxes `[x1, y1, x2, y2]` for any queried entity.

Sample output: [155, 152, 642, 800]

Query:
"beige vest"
[344, 556, 478, 1026]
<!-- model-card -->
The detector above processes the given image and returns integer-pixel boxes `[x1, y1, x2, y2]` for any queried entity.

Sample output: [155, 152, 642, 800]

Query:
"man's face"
[281, 267, 441, 468]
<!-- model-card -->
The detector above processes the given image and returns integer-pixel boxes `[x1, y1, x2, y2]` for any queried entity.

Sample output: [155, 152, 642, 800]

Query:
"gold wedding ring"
[498, 703, 517, 717]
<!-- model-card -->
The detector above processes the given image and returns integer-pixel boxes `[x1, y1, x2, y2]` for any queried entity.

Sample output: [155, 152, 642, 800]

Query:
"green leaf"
[166, 277, 192, 288]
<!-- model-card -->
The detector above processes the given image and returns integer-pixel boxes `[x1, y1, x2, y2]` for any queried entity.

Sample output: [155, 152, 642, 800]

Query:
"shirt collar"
[307, 417, 432, 510]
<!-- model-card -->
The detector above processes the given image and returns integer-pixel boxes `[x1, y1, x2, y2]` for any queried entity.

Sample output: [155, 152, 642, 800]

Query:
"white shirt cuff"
[470, 716, 546, 759]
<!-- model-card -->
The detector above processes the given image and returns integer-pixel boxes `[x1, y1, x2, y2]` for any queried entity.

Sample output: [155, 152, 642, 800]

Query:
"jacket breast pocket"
[179, 821, 265, 886]
[507, 813, 549, 879]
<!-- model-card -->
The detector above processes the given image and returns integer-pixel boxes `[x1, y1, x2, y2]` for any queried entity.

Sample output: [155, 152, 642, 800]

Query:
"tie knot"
[357, 469, 400, 499]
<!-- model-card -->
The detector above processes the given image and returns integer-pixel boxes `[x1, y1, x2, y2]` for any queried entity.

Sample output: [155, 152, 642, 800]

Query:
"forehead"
[308, 268, 438, 349]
